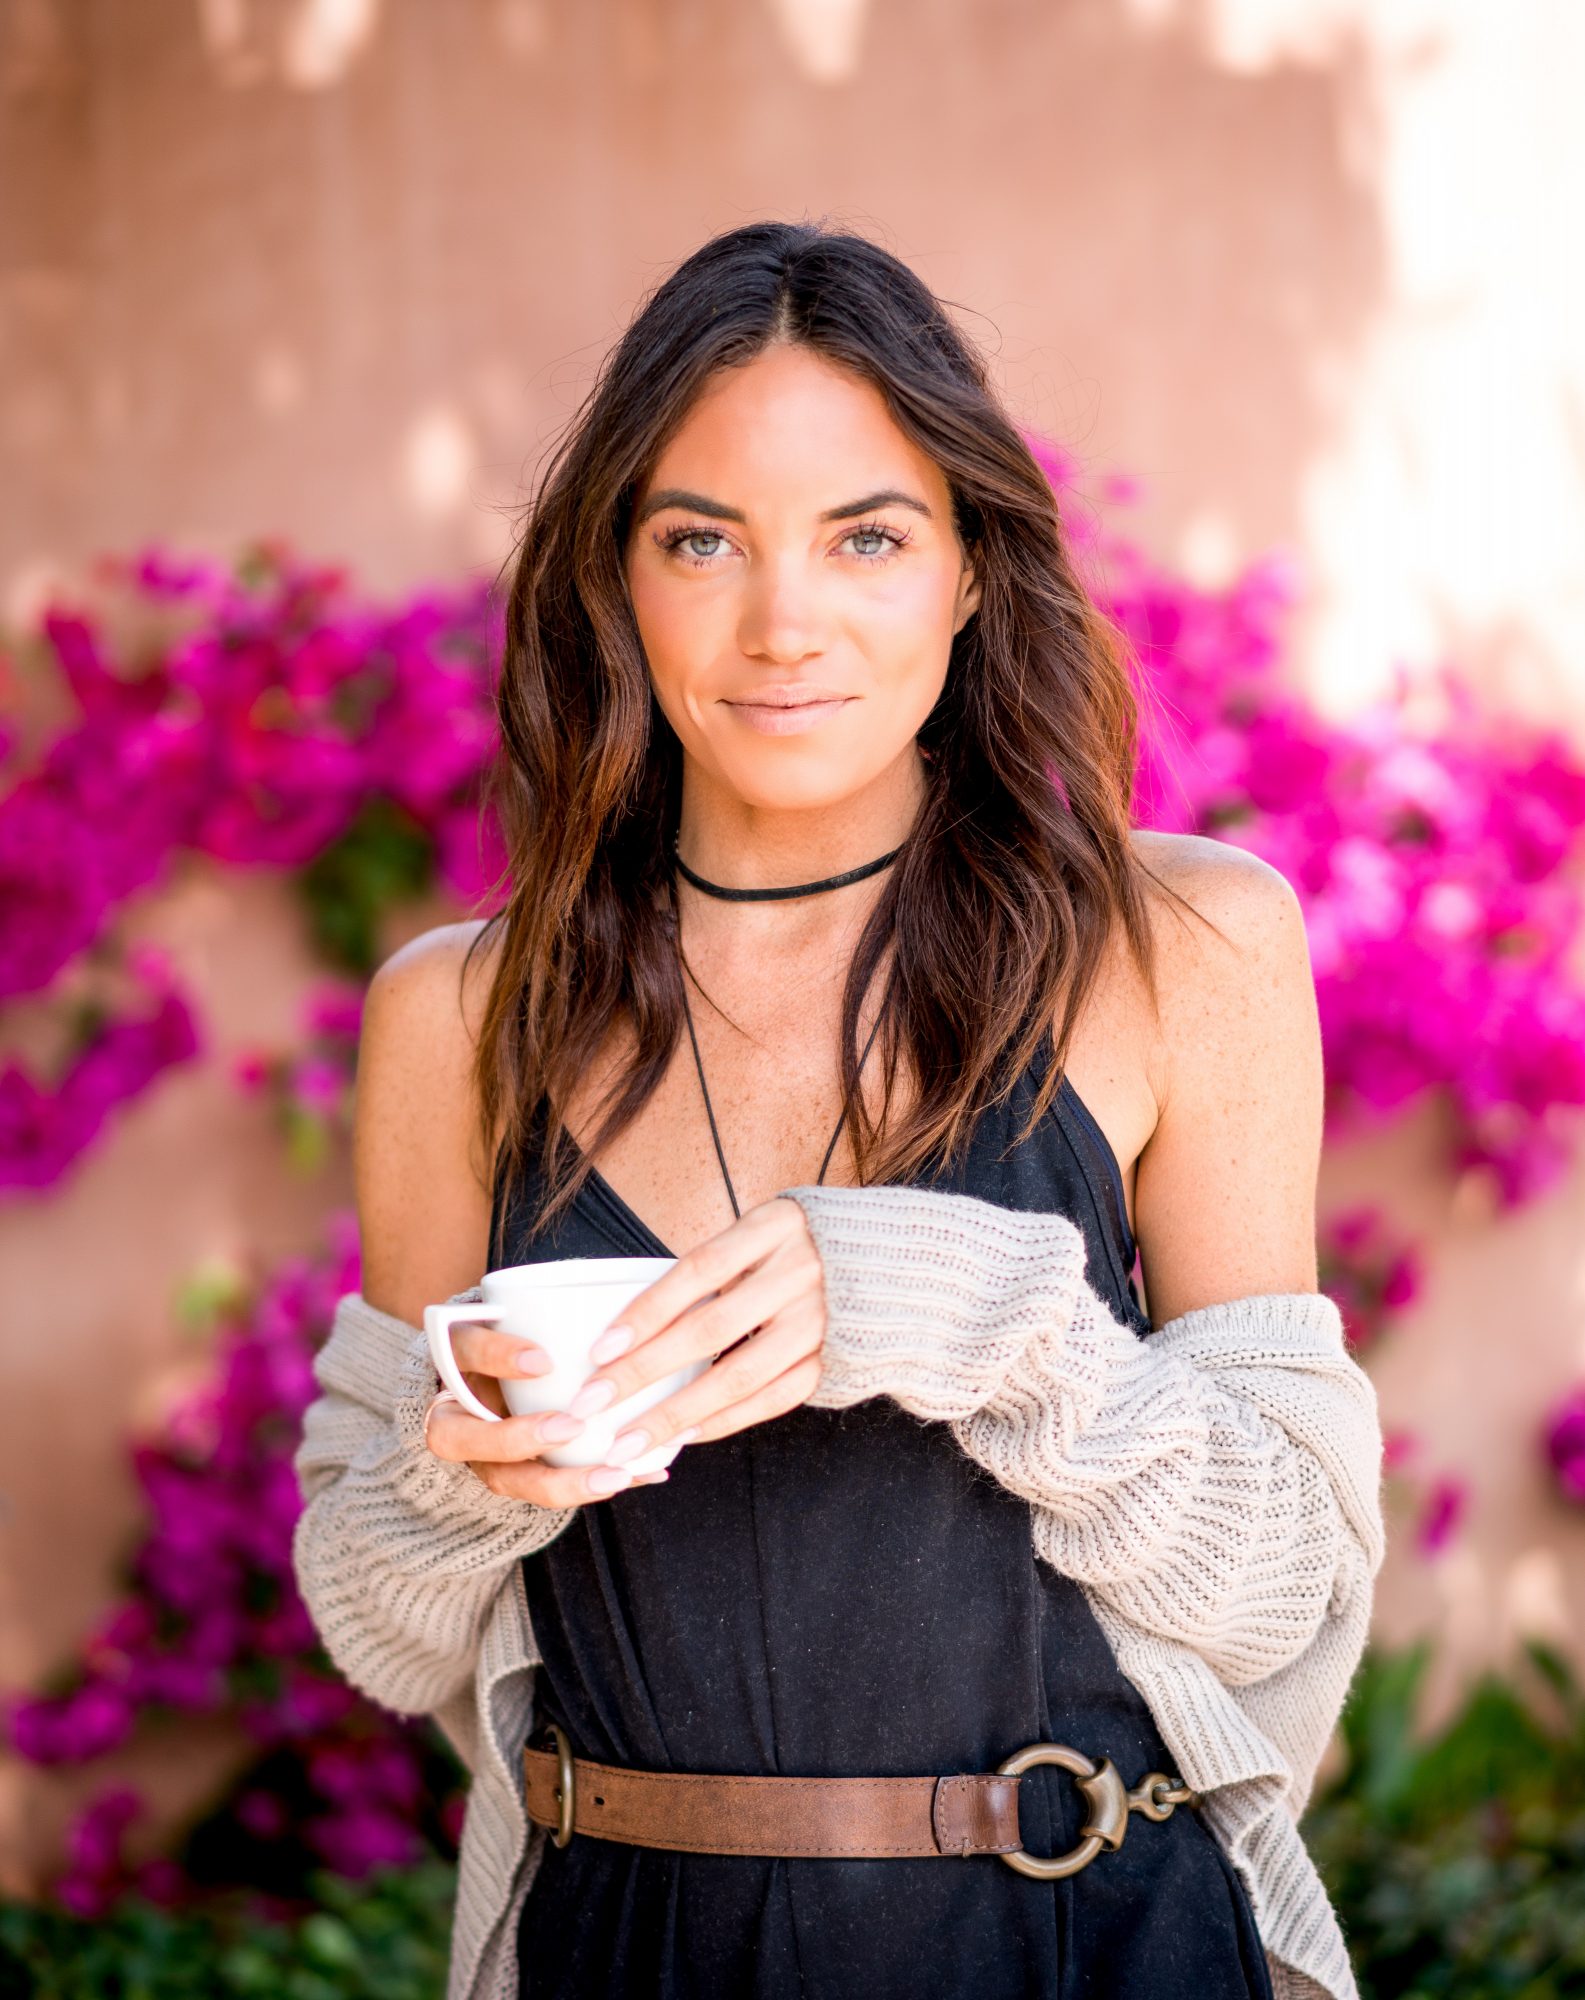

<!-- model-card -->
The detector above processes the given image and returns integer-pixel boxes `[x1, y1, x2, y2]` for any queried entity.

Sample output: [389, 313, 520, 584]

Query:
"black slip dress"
[492, 1032, 1275, 2000]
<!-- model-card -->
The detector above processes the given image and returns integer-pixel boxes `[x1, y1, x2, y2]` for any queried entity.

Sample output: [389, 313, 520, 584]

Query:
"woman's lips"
[722, 698, 854, 736]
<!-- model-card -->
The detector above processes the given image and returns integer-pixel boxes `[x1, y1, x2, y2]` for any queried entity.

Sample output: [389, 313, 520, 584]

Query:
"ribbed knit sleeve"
[291, 1288, 575, 1720]
[779, 1184, 1386, 1692]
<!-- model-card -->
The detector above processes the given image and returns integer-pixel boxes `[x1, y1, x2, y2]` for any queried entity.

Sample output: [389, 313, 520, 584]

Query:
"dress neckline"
[522, 1064, 1134, 1270]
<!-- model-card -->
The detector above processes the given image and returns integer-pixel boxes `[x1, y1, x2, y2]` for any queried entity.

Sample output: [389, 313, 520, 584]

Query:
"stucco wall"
[3, 0, 1583, 1889]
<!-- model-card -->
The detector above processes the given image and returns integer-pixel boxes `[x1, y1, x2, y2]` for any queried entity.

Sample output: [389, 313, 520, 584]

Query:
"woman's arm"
[786, 1182, 1380, 1688]
[293, 1285, 574, 1716]
[291, 922, 575, 1718]
[784, 847, 1385, 1689]
[352, 920, 505, 1329]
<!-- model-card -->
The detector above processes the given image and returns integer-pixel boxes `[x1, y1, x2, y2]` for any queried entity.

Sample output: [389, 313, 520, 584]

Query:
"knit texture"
[785, 1182, 1386, 2000]
[292, 1286, 571, 2000]
[291, 1184, 1385, 2000]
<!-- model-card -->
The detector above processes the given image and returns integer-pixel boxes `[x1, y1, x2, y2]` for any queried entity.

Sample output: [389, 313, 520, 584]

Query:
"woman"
[295, 221, 1384, 2000]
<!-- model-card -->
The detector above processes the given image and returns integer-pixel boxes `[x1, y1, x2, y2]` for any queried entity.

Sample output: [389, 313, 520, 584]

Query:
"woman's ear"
[953, 553, 981, 635]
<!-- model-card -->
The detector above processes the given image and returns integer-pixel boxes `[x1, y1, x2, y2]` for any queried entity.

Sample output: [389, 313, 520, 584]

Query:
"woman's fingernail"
[673, 1426, 701, 1448]
[567, 1378, 616, 1418]
[606, 1428, 650, 1463]
[516, 1348, 550, 1375]
[591, 1324, 633, 1363]
[587, 1465, 632, 1494]
[540, 1413, 585, 1442]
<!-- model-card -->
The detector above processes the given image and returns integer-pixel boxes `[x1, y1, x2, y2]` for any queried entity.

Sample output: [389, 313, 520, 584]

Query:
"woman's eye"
[665, 528, 730, 566]
[657, 521, 907, 568]
[846, 526, 894, 560]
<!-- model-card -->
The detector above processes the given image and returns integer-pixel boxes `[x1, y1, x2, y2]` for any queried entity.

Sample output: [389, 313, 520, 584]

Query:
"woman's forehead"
[638, 356, 947, 521]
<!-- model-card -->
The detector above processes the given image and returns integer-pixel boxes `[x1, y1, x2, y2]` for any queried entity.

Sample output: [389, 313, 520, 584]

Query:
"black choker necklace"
[671, 835, 904, 902]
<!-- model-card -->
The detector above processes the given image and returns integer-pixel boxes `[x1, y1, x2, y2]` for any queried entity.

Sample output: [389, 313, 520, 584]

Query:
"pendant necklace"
[668, 838, 898, 1217]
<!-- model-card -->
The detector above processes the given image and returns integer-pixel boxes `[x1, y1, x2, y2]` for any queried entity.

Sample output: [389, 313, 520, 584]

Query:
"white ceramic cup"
[424, 1257, 707, 1476]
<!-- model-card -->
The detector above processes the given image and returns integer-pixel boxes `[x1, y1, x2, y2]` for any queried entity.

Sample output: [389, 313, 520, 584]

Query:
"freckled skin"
[353, 343, 1324, 1501]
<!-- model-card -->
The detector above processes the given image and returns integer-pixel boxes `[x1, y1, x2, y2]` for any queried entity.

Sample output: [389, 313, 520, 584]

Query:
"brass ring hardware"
[994, 1740, 1201, 1880]
[549, 1722, 576, 1848]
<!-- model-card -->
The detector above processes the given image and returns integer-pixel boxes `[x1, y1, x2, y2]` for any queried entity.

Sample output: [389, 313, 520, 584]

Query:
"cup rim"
[482, 1256, 675, 1292]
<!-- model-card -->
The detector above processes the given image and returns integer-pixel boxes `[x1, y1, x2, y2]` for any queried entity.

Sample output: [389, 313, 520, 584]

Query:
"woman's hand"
[556, 1195, 828, 1467]
[422, 1326, 674, 1505]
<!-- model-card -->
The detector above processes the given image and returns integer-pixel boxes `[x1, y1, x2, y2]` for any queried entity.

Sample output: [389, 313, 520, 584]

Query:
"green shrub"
[1303, 1637, 1585, 1997]
[0, 1859, 454, 2000]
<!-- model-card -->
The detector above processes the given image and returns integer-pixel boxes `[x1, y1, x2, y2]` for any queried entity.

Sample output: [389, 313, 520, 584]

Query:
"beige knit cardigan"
[292, 1182, 1386, 2000]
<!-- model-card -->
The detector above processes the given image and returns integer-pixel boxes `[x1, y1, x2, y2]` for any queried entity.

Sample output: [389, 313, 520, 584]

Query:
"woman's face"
[623, 342, 980, 816]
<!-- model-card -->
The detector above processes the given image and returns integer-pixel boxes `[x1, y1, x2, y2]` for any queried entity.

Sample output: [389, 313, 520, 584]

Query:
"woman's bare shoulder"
[354, 918, 505, 1323]
[1128, 824, 1294, 915]
[1128, 826, 1306, 981]
[1125, 828, 1323, 1316]
[366, 915, 499, 1021]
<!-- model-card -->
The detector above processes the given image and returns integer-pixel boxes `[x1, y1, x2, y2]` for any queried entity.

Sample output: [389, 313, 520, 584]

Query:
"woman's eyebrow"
[633, 487, 934, 528]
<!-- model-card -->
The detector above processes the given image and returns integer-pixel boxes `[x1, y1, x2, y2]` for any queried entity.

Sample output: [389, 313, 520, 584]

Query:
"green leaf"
[299, 1913, 360, 1971]
[1521, 1637, 1585, 1731]
[297, 799, 437, 977]
[285, 1105, 331, 1176]
[174, 1259, 249, 1337]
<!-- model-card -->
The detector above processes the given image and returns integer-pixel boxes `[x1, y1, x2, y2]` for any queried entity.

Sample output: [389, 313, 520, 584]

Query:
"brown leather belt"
[523, 1726, 1201, 1881]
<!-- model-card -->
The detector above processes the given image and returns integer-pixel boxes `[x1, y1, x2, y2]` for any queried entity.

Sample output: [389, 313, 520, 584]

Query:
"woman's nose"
[735, 554, 831, 664]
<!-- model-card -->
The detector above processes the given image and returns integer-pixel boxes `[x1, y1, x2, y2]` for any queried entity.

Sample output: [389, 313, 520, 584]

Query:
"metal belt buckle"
[994, 1740, 1201, 1880]
[547, 1722, 576, 1848]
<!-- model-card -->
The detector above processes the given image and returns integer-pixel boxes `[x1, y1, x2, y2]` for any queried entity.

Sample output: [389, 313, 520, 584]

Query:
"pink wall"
[4, 0, 1583, 1888]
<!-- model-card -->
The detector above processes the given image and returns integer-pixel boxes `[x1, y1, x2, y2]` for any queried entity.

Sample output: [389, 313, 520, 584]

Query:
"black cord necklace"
[666, 869, 887, 1218]
[672, 832, 903, 902]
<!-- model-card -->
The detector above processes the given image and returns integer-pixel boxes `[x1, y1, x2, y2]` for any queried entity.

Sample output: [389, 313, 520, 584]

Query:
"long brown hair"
[467, 218, 1189, 1232]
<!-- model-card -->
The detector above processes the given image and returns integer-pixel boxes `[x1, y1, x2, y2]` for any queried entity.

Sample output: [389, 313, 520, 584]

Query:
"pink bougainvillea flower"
[1542, 1384, 1585, 1503]
[5, 487, 1585, 1903]
[1415, 1475, 1469, 1556]
[308, 1806, 422, 1877]
[1318, 1205, 1424, 1355]
[0, 965, 200, 1192]
[0, 1213, 452, 1904]
[7, 508, 1585, 1212]
[1381, 1427, 1419, 1472]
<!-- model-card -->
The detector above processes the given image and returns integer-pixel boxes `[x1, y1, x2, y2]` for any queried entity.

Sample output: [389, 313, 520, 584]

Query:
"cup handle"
[423, 1303, 506, 1424]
